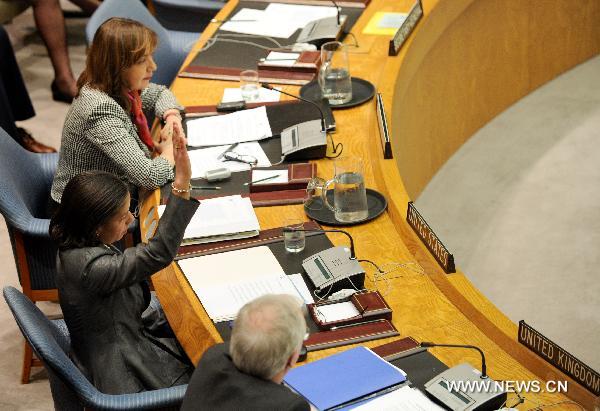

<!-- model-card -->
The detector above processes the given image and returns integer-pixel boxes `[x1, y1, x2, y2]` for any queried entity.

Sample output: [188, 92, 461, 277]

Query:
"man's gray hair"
[230, 294, 306, 380]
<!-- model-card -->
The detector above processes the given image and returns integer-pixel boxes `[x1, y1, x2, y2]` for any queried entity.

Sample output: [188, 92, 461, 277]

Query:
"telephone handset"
[302, 246, 365, 291]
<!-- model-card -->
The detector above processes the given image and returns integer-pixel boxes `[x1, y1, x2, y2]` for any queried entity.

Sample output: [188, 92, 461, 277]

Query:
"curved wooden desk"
[141, 0, 600, 408]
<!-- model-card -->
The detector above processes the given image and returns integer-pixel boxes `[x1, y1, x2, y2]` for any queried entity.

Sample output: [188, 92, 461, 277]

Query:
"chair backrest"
[0, 127, 57, 232]
[3, 286, 95, 410]
[3, 286, 188, 411]
[85, 0, 178, 86]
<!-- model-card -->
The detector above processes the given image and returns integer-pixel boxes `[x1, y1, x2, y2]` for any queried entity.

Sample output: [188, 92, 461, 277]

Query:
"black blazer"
[181, 343, 310, 411]
[56, 195, 198, 394]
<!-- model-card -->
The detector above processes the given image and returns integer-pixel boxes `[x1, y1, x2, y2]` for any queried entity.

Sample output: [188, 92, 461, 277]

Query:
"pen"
[243, 174, 279, 186]
[329, 319, 386, 331]
[192, 186, 221, 190]
[217, 142, 239, 160]
[259, 58, 298, 62]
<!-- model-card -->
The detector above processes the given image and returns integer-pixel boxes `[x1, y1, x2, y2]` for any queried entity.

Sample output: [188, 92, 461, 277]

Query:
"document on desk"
[314, 301, 360, 322]
[186, 106, 272, 147]
[158, 195, 259, 244]
[220, 4, 337, 38]
[177, 246, 313, 321]
[188, 142, 271, 179]
[351, 386, 444, 410]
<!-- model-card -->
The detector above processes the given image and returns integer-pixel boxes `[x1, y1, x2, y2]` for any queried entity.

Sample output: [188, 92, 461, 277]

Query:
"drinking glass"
[318, 41, 352, 105]
[284, 218, 305, 253]
[240, 69, 260, 102]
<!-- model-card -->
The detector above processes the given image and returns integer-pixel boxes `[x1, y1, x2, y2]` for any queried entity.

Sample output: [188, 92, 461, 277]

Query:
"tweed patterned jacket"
[51, 83, 180, 203]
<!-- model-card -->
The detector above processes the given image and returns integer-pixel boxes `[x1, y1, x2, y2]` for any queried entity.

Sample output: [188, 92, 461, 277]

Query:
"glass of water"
[283, 218, 305, 253]
[322, 156, 368, 223]
[318, 41, 352, 105]
[240, 69, 260, 102]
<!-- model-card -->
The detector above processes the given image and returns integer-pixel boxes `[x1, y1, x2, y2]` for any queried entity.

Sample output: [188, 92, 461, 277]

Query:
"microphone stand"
[420, 341, 488, 379]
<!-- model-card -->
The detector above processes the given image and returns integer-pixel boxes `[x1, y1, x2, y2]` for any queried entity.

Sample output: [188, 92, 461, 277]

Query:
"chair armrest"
[89, 384, 187, 411]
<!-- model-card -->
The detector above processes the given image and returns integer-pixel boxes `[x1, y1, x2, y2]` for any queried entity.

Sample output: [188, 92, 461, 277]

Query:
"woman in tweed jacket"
[51, 18, 183, 204]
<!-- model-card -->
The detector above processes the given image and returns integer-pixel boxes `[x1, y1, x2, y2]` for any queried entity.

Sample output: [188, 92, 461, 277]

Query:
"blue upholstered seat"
[85, 0, 199, 87]
[153, 0, 223, 33]
[0, 126, 60, 382]
[3, 286, 187, 411]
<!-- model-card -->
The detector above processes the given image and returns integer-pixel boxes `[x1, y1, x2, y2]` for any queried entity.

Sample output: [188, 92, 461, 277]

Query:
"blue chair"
[152, 0, 223, 33]
[3, 286, 187, 411]
[0, 127, 59, 383]
[86, 0, 200, 87]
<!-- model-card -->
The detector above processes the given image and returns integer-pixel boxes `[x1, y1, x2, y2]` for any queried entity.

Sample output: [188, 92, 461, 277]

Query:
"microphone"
[282, 227, 356, 259]
[420, 342, 488, 379]
[331, 0, 341, 26]
[261, 83, 326, 132]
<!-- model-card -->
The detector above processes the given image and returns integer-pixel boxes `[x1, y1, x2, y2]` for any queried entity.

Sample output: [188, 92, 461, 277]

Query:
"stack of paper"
[352, 386, 445, 410]
[158, 195, 259, 244]
[221, 4, 337, 38]
[186, 106, 272, 147]
[178, 246, 314, 321]
[284, 346, 407, 410]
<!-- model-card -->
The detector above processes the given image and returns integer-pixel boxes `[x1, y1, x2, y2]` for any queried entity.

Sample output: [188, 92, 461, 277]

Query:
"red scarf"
[127, 90, 154, 151]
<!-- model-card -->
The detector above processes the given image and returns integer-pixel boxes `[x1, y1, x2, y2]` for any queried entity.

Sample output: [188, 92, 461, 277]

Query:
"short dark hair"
[50, 171, 129, 250]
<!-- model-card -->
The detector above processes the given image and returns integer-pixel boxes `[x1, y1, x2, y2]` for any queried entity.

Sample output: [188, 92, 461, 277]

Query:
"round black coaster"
[304, 188, 387, 226]
[300, 77, 376, 109]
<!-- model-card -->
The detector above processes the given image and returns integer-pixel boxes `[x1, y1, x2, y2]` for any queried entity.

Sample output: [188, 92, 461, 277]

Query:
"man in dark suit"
[181, 294, 311, 411]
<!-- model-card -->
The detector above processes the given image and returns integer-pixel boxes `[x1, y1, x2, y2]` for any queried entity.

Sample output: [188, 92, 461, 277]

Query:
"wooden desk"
[141, 0, 600, 408]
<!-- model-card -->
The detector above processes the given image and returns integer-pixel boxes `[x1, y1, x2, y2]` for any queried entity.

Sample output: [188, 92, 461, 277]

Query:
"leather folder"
[371, 336, 425, 361]
[249, 163, 317, 193]
[257, 51, 322, 74]
[304, 319, 399, 352]
[180, 65, 317, 86]
[175, 221, 322, 259]
[308, 290, 392, 330]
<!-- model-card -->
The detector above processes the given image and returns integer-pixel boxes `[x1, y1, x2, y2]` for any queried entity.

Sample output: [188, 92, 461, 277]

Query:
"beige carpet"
[416, 55, 600, 373]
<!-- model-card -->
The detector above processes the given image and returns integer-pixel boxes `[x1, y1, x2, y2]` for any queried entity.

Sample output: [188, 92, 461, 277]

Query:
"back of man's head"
[230, 294, 306, 381]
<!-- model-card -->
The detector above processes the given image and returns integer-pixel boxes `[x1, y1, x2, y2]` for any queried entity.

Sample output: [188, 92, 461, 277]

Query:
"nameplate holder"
[388, 0, 423, 56]
[406, 202, 455, 273]
[376, 93, 393, 159]
[518, 321, 600, 396]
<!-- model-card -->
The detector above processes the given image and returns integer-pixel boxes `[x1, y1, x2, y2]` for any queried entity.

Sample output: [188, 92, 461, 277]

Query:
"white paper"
[314, 301, 360, 323]
[219, 4, 337, 38]
[178, 246, 279, 287]
[378, 13, 407, 29]
[250, 169, 288, 185]
[264, 51, 301, 67]
[221, 87, 281, 103]
[158, 195, 259, 242]
[196, 274, 306, 321]
[186, 106, 272, 147]
[188, 142, 271, 179]
[288, 273, 314, 304]
[177, 246, 310, 321]
[352, 386, 445, 411]
[264, 3, 337, 29]
[220, 8, 299, 38]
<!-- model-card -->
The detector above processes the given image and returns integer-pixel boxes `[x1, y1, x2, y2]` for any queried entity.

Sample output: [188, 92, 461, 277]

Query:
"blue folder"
[283, 346, 407, 410]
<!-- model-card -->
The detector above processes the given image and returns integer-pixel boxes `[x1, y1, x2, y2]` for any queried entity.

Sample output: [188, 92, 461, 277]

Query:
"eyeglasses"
[223, 151, 258, 166]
